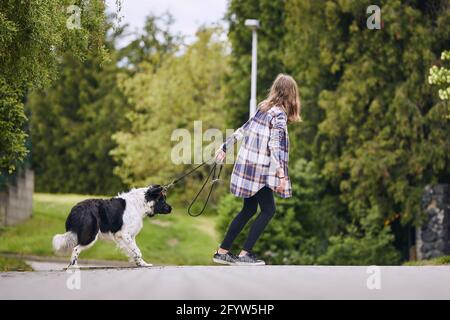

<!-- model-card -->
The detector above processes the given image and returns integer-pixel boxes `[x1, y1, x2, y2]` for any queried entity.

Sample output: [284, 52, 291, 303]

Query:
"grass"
[404, 256, 450, 266]
[0, 256, 32, 272]
[0, 193, 219, 265]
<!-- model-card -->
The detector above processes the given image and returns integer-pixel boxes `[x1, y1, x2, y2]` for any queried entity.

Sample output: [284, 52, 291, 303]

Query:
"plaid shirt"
[221, 106, 292, 198]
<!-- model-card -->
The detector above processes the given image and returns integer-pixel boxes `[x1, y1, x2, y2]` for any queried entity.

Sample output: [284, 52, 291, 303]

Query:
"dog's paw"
[136, 260, 153, 268]
[139, 262, 153, 268]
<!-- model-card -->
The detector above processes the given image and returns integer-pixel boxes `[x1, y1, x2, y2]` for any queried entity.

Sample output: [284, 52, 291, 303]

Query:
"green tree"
[286, 0, 450, 261]
[0, 0, 107, 175]
[112, 28, 229, 203]
[27, 24, 126, 195]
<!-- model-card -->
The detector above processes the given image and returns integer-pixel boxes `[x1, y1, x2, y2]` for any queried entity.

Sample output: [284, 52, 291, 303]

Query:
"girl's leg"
[241, 187, 275, 254]
[219, 195, 258, 252]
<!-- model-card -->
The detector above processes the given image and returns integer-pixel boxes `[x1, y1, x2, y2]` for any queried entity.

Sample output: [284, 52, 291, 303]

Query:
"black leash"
[163, 160, 222, 217]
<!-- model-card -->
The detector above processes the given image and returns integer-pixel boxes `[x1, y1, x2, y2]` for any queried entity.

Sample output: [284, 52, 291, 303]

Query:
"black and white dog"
[52, 185, 171, 267]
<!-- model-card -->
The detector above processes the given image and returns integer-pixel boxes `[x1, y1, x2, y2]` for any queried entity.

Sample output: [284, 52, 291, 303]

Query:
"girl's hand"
[276, 177, 287, 193]
[215, 149, 226, 163]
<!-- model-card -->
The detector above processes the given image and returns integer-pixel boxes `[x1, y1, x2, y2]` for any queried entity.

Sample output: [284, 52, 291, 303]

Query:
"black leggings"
[220, 187, 275, 252]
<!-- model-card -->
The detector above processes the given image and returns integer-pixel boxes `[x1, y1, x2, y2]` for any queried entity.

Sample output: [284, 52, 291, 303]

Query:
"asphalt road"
[1, 265, 450, 299]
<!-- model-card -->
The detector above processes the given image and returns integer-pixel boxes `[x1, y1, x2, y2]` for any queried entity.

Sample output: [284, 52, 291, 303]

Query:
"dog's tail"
[52, 232, 77, 256]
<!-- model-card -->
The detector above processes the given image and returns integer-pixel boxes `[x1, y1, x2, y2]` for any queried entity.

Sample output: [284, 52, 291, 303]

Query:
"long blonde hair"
[258, 74, 302, 123]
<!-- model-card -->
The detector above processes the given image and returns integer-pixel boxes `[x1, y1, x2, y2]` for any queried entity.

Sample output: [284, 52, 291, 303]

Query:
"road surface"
[1, 265, 450, 299]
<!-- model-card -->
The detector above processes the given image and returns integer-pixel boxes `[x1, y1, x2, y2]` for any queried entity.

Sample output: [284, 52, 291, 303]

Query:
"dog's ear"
[145, 185, 163, 201]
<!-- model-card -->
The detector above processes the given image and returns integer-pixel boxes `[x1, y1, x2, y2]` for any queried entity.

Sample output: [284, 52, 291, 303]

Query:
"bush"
[317, 222, 401, 265]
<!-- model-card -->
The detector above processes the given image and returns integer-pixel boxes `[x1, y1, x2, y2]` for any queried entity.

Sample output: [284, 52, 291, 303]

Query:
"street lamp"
[245, 19, 259, 118]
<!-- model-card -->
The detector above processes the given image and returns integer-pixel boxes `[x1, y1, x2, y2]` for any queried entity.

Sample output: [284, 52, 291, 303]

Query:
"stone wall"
[0, 169, 34, 227]
[416, 184, 450, 260]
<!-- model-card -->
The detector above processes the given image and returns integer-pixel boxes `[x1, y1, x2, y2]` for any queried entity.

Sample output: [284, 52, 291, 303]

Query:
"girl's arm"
[220, 116, 253, 152]
[268, 111, 288, 177]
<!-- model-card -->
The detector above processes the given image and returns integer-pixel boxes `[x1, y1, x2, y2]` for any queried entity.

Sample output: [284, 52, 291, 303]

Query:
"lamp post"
[245, 19, 259, 118]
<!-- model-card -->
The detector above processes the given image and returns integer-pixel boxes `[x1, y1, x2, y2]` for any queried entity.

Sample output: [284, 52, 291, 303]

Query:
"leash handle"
[162, 159, 222, 217]
[187, 163, 222, 217]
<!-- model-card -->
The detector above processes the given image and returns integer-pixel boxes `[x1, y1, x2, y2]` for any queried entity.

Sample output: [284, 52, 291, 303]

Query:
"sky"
[105, 0, 229, 46]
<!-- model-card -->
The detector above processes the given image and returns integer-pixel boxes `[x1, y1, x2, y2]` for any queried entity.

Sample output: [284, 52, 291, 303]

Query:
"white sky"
[105, 0, 228, 46]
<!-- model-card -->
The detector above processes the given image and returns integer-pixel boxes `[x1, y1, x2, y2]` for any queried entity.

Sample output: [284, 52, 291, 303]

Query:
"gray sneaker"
[235, 252, 265, 266]
[213, 251, 237, 265]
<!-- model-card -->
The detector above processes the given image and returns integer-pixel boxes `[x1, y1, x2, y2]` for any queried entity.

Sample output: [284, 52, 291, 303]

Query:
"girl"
[213, 74, 301, 266]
